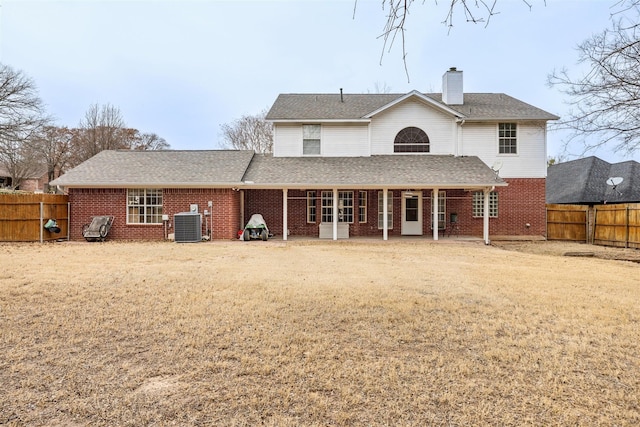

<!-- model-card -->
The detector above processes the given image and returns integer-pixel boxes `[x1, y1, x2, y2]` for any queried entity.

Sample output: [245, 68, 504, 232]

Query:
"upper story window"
[498, 123, 517, 154]
[127, 189, 163, 224]
[303, 124, 321, 155]
[394, 127, 430, 153]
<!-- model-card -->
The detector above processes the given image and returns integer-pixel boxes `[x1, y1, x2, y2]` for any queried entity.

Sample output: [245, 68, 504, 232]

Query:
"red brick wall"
[68, 179, 545, 241]
[244, 179, 546, 238]
[69, 188, 240, 241]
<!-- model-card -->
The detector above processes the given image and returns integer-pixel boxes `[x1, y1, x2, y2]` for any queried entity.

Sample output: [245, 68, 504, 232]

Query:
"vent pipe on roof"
[340, 88, 344, 103]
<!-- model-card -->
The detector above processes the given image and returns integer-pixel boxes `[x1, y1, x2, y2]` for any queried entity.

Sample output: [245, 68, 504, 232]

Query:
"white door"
[401, 192, 422, 235]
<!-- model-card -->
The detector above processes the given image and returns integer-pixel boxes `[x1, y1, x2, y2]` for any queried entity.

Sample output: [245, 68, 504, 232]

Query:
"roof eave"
[268, 119, 371, 124]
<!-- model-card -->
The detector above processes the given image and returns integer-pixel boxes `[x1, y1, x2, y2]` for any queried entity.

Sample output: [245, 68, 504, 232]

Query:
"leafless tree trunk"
[549, 0, 640, 155]
[220, 109, 273, 154]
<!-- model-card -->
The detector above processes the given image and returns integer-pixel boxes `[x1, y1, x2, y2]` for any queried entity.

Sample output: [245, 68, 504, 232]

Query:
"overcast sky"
[1, 0, 637, 163]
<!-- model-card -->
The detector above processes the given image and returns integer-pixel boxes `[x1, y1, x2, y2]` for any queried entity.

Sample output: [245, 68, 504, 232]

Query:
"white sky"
[1, 0, 637, 163]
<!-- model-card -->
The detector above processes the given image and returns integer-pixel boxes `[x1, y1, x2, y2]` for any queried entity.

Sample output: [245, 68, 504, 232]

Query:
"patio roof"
[241, 154, 505, 189]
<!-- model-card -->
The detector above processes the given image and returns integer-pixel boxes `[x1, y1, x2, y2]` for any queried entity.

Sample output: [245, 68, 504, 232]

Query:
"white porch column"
[432, 188, 439, 241]
[383, 188, 388, 241]
[282, 189, 288, 241]
[333, 188, 338, 240]
[483, 187, 491, 245]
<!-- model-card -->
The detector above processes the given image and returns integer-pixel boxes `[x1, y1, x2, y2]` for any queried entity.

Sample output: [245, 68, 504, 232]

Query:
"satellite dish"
[491, 160, 503, 180]
[606, 177, 623, 196]
[606, 177, 623, 186]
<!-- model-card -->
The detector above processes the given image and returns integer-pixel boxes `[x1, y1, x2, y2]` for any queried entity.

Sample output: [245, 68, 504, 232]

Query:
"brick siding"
[68, 188, 240, 241]
[244, 178, 546, 239]
[68, 178, 544, 241]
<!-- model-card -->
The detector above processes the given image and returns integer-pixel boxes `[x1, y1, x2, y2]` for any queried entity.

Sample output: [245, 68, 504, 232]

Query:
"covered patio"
[239, 154, 507, 244]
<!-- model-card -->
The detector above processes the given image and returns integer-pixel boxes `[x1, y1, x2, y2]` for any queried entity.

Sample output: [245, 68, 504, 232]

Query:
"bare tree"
[549, 0, 640, 155]
[128, 131, 170, 151]
[220, 109, 273, 154]
[28, 126, 75, 183]
[0, 64, 49, 189]
[73, 103, 126, 163]
[354, 1, 544, 80]
[0, 135, 43, 190]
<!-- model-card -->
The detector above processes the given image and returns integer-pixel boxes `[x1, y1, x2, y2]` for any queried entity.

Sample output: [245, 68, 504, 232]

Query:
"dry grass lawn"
[1, 239, 639, 426]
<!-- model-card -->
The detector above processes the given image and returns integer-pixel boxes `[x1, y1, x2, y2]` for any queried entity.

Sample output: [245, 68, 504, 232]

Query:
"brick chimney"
[442, 67, 463, 105]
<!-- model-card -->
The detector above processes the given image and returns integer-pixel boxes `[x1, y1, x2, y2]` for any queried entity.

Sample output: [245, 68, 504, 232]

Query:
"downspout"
[456, 119, 465, 157]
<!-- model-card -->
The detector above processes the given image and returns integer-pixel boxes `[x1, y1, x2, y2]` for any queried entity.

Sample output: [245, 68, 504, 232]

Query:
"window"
[307, 191, 316, 223]
[321, 191, 332, 222]
[431, 191, 446, 229]
[473, 191, 498, 218]
[321, 191, 353, 223]
[127, 189, 163, 224]
[498, 123, 517, 154]
[377, 191, 393, 229]
[394, 127, 430, 153]
[339, 191, 354, 223]
[359, 191, 367, 223]
[303, 124, 321, 155]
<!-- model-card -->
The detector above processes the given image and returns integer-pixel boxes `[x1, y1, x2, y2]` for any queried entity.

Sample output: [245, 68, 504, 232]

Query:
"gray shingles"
[242, 154, 504, 188]
[266, 93, 559, 121]
[50, 150, 255, 187]
[546, 156, 640, 204]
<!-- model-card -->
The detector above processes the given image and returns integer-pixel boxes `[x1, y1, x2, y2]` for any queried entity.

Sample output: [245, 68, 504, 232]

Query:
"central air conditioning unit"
[174, 212, 202, 243]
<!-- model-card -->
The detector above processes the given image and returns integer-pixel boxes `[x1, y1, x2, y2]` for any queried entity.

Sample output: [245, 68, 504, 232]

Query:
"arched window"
[394, 127, 430, 153]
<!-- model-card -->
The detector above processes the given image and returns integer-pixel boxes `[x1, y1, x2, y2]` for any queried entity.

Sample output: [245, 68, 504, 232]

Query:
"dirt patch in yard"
[1, 240, 639, 426]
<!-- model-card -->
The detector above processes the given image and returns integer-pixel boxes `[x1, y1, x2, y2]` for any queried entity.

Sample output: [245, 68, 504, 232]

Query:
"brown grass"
[1, 240, 639, 426]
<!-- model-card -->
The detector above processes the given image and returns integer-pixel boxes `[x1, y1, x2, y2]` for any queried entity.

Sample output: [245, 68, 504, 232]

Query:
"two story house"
[51, 68, 558, 242]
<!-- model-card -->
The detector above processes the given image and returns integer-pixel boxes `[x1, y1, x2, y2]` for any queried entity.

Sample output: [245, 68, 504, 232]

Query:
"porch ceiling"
[241, 154, 506, 189]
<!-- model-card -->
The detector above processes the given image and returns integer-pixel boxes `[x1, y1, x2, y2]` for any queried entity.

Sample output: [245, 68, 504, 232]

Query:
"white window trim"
[359, 191, 367, 223]
[303, 124, 321, 156]
[498, 122, 518, 156]
[306, 191, 316, 223]
[127, 188, 163, 224]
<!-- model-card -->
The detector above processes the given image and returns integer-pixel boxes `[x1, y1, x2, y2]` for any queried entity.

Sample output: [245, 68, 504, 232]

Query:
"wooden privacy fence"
[0, 193, 69, 242]
[547, 204, 589, 243]
[547, 203, 640, 248]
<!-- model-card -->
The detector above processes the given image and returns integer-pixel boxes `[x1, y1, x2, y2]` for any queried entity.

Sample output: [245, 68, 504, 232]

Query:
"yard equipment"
[242, 213, 271, 241]
[44, 219, 61, 234]
[82, 215, 114, 242]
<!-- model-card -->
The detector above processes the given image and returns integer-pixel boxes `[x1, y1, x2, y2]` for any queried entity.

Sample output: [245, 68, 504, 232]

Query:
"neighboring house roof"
[242, 154, 505, 189]
[49, 150, 256, 188]
[50, 150, 504, 190]
[266, 92, 559, 122]
[547, 156, 640, 204]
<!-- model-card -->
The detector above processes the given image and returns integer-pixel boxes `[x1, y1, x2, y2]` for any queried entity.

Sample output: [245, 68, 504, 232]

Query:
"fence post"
[626, 205, 630, 248]
[39, 202, 44, 243]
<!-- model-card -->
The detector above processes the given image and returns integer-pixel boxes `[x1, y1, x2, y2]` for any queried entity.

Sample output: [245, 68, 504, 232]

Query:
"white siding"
[273, 124, 302, 157]
[322, 123, 370, 157]
[370, 99, 456, 155]
[273, 123, 370, 157]
[461, 122, 547, 178]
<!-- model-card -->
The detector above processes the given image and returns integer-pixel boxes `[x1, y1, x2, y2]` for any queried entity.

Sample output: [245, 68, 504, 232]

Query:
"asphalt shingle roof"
[51, 150, 504, 189]
[266, 93, 559, 121]
[242, 154, 504, 188]
[49, 150, 256, 187]
[546, 156, 640, 204]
